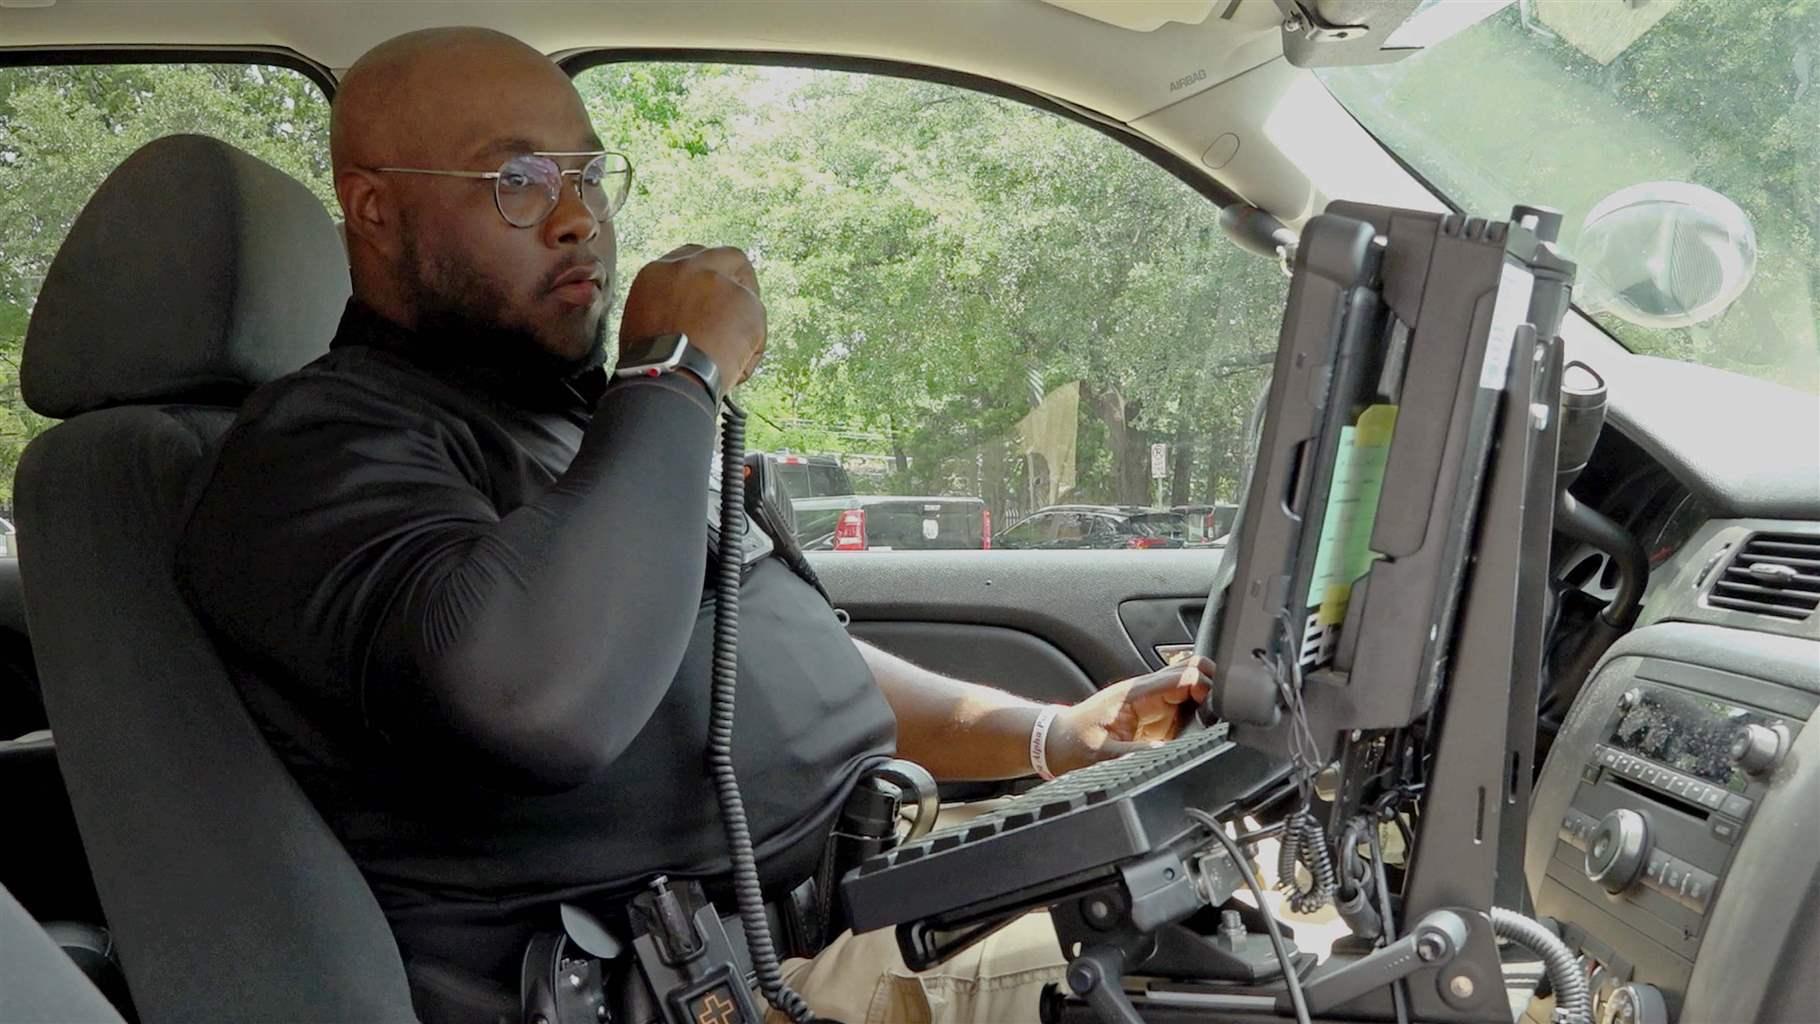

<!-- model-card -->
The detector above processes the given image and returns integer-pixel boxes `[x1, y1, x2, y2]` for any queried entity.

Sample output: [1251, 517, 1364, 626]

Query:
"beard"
[398, 214, 609, 382]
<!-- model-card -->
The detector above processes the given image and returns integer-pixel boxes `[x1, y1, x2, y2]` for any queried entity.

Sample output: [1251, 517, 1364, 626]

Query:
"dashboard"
[1523, 334, 1820, 1024]
[1560, 320, 1820, 523]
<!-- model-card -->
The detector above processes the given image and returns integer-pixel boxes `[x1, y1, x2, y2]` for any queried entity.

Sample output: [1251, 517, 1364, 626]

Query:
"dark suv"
[996, 505, 1189, 550]
[762, 453, 991, 552]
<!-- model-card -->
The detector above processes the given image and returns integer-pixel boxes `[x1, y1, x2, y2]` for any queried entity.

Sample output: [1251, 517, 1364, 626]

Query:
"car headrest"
[22, 134, 349, 419]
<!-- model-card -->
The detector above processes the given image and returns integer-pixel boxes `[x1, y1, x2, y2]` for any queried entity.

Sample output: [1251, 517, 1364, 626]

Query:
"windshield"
[1319, 0, 1819, 393]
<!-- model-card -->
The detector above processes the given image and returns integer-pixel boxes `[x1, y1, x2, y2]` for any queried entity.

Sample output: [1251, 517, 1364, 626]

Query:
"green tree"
[7, 15, 1808, 518]
[0, 63, 334, 504]
[581, 65, 1285, 514]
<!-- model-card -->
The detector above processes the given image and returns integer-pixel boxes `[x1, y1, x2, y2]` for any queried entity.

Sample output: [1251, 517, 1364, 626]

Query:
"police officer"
[176, 27, 1211, 1023]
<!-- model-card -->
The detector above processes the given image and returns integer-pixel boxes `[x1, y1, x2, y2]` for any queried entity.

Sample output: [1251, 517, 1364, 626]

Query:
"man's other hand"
[620, 244, 767, 389]
[1044, 656, 1214, 777]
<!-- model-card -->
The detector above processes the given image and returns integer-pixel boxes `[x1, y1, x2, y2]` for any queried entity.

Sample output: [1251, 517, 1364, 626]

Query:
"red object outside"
[834, 509, 868, 551]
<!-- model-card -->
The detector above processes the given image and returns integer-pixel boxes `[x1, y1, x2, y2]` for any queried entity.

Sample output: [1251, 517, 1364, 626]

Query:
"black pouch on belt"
[519, 912, 614, 1024]
[519, 880, 819, 1024]
[810, 759, 938, 944]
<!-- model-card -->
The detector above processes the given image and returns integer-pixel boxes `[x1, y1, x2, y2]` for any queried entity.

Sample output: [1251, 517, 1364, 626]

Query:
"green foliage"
[0, 63, 335, 506]
[581, 66, 1284, 513]
[1, 12, 1812, 518]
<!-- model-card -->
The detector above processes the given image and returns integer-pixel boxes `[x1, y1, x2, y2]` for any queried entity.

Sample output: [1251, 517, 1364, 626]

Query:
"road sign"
[1150, 442, 1169, 480]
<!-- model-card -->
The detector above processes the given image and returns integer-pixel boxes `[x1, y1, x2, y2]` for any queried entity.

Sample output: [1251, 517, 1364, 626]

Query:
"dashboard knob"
[1585, 809, 1649, 894]
[1599, 982, 1669, 1024]
[1729, 723, 1783, 775]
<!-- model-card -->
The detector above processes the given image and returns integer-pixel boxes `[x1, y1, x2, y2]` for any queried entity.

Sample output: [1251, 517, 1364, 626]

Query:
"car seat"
[0, 881, 126, 1023]
[14, 134, 417, 1023]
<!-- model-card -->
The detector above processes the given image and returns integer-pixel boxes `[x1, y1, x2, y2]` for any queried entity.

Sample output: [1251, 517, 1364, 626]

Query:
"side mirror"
[1576, 181, 1757, 329]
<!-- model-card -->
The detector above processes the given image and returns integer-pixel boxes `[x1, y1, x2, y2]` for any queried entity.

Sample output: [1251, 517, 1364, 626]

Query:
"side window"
[1001, 513, 1053, 549]
[771, 462, 812, 500]
[1212, 505, 1238, 539]
[1133, 513, 1185, 543]
[0, 61, 333, 549]
[1054, 514, 1091, 545]
[575, 62, 1288, 553]
[809, 465, 851, 498]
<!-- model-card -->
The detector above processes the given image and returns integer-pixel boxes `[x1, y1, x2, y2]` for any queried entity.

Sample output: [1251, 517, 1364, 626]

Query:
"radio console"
[1532, 658, 1811, 1023]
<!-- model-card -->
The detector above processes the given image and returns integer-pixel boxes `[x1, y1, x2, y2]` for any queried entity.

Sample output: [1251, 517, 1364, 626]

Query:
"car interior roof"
[0, 0, 1439, 231]
[0, 0, 1277, 113]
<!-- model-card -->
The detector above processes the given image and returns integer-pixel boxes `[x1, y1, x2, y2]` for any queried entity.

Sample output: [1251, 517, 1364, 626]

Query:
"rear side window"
[1054, 514, 1091, 544]
[1129, 513, 1187, 540]
[772, 463, 813, 500]
[0, 61, 333, 531]
[808, 465, 851, 497]
[768, 459, 852, 499]
[999, 514, 1048, 548]
[1211, 505, 1237, 537]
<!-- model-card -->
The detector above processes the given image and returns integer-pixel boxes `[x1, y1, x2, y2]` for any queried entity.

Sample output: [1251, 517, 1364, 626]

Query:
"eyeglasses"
[375, 151, 633, 228]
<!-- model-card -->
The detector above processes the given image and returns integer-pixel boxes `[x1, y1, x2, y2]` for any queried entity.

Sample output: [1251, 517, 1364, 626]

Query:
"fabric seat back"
[0, 883, 125, 1023]
[15, 134, 417, 1023]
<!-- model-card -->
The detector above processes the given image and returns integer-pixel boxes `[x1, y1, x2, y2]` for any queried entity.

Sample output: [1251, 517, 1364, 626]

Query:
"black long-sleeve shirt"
[175, 302, 895, 979]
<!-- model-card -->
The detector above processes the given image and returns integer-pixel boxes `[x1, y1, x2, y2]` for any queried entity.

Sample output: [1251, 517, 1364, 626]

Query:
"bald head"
[332, 28, 589, 176]
[332, 28, 615, 373]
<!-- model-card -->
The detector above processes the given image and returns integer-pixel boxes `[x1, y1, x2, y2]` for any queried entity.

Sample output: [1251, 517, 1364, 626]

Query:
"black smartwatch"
[614, 333, 724, 404]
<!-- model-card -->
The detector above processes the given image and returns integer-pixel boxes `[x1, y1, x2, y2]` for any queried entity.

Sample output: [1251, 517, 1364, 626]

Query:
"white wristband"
[1029, 706, 1063, 781]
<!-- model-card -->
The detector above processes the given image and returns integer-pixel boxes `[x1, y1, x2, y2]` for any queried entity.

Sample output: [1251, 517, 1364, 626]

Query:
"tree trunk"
[1120, 429, 1151, 506]
[1088, 385, 1151, 506]
[1202, 435, 1221, 503]
[1168, 429, 1193, 506]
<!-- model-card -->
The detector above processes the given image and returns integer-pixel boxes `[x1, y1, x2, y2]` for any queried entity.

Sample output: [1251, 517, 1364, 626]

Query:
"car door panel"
[847, 621, 1095, 704]
[809, 549, 1221, 693]
[1115, 597, 1208, 671]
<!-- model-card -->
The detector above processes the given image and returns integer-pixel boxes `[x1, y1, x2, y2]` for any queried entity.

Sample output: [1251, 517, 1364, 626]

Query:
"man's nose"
[542, 179, 598, 248]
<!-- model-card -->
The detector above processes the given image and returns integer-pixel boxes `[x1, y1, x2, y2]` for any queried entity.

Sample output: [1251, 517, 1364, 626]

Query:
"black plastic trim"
[0, 45, 335, 98]
[808, 549, 1224, 687]
[847, 621, 1096, 704]
[560, 48, 1243, 211]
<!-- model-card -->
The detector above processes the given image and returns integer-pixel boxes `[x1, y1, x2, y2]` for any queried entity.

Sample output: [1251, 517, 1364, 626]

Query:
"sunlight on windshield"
[1319, 0, 1819, 393]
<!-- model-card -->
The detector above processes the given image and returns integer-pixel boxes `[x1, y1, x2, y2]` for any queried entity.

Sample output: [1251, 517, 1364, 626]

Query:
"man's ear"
[337, 167, 399, 258]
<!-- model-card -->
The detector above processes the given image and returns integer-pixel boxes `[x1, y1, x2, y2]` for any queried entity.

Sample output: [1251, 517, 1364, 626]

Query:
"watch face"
[616, 334, 687, 370]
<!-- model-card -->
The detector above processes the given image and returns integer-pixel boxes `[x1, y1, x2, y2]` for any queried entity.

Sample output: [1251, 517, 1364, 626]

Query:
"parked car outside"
[762, 453, 991, 552]
[996, 505, 1190, 550]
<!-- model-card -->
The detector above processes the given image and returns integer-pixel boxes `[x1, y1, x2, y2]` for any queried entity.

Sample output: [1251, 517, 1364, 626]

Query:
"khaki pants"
[770, 912, 1066, 1024]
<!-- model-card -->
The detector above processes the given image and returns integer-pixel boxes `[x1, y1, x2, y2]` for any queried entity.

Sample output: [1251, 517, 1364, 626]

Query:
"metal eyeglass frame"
[374, 150, 633, 228]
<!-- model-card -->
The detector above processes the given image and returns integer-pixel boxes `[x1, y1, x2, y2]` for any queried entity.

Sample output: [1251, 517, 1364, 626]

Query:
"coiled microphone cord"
[708, 399, 826, 1024]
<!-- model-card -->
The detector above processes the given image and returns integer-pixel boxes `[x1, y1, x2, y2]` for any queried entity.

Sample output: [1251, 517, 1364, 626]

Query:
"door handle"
[1154, 643, 1196, 666]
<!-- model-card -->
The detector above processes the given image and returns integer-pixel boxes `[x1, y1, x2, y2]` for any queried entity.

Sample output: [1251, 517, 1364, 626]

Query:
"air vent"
[1709, 533, 1820, 621]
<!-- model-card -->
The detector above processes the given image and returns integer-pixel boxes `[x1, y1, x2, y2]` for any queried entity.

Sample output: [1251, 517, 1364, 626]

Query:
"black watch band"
[614, 333, 724, 405]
